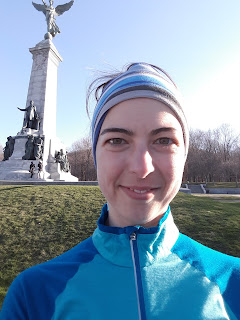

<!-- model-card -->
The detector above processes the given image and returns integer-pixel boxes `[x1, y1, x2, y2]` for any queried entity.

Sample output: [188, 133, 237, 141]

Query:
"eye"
[107, 138, 127, 145]
[155, 137, 173, 145]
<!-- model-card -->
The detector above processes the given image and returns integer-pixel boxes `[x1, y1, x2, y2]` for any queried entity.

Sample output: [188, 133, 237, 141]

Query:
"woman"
[1, 63, 239, 319]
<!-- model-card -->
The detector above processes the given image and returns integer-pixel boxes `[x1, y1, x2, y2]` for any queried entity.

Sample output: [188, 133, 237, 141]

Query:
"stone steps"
[188, 184, 205, 194]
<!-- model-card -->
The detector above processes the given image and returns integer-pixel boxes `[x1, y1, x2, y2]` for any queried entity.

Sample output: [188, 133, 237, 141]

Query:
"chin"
[126, 204, 167, 227]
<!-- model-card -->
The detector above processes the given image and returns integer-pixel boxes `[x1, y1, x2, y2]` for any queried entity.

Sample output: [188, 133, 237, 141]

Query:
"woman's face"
[96, 98, 186, 228]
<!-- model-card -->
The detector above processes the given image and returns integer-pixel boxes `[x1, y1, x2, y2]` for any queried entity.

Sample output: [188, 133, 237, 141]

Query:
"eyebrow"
[100, 127, 177, 136]
[150, 127, 177, 135]
[100, 128, 134, 136]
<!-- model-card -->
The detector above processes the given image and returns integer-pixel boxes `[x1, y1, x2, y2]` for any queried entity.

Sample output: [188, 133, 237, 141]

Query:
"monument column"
[26, 39, 63, 137]
[0, 0, 77, 181]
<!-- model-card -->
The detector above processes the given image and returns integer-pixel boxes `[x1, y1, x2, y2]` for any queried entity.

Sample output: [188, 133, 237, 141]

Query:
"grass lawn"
[0, 185, 239, 308]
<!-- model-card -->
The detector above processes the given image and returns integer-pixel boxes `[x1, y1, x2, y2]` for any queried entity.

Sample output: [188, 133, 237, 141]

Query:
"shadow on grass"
[0, 186, 32, 192]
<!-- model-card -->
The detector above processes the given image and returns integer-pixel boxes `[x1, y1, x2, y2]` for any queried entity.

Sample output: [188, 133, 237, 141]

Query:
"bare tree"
[201, 129, 221, 182]
[186, 129, 219, 182]
[226, 149, 240, 187]
[68, 137, 97, 181]
[185, 125, 240, 183]
[217, 124, 239, 163]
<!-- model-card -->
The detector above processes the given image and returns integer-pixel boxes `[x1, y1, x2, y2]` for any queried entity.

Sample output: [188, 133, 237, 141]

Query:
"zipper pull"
[130, 232, 136, 241]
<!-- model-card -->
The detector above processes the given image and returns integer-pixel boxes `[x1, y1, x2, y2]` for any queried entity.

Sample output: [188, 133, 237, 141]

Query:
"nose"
[129, 146, 154, 178]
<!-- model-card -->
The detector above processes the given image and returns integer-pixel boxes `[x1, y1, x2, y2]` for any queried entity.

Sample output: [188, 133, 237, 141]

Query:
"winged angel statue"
[32, 0, 74, 39]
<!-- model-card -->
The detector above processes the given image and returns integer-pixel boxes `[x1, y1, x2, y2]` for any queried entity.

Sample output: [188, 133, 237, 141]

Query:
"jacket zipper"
[130, 232, 147, 320]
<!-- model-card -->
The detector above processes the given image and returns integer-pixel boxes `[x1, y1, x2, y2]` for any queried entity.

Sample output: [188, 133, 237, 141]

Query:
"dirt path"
[192, 194, 240, 203]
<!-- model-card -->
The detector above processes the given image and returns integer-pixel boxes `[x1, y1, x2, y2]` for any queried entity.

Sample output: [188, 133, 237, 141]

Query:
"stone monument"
[0, 0, 78, 181]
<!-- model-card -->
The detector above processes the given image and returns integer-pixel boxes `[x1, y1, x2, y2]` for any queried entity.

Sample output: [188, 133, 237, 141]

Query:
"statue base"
[0, 159, 78, 181]
[0, 159, 43, 180]
[0, 134, 78, 182]
[44, 32, 53, 40]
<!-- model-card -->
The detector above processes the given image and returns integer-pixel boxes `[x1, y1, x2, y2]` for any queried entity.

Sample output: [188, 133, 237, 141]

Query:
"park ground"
[0, 185, 239, 308]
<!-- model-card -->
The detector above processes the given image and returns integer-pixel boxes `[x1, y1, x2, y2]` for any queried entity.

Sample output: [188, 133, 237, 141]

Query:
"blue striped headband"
[91, 63, 189, 166]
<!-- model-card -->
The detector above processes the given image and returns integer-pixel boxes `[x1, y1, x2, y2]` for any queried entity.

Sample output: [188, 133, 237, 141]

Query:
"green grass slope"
[0, 185, 239, 308]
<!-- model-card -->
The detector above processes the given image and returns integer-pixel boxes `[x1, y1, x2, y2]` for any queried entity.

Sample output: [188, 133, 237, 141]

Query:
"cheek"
[161, 154, 185, 180]
[97, 147, 126, 172]
[96, 149, 123, 191]
[96, 164, 110, 201]
[96, 152, 107, 185]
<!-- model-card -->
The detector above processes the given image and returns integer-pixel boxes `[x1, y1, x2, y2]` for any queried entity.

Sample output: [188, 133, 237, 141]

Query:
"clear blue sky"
[1, 0, 240, 149]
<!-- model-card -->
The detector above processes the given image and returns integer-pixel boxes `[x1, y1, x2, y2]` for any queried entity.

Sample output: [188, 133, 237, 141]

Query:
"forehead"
[100, 98, 182, 133]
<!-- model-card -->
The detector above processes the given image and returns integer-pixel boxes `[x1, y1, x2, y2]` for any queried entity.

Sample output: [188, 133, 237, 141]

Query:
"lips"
[129, 188, 151, 194]
[120, 185, 158, 200]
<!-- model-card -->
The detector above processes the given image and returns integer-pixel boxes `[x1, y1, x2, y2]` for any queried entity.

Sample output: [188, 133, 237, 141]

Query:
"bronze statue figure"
[22, 135, 44, 160]
[33, 136, 44, 160]
[55, 149, 70, 172]
[32, 0, 74, 38]
[37, 161, 43, 179]
[18, 100, 40, 130]
[22, 136, 35, 160]
[29, 162, 36, 178]
[3, 136, 15, 161]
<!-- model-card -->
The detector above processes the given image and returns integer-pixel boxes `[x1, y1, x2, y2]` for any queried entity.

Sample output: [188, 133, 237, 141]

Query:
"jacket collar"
[92, 204, 179, 267]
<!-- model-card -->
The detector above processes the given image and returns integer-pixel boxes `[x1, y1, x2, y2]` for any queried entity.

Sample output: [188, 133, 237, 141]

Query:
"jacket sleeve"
[0, 275, 28, 319]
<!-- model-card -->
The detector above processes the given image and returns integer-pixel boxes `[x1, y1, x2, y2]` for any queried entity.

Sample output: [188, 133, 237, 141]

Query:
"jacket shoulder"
[0, 236, 98, 319]
[172, 233, 240, 318]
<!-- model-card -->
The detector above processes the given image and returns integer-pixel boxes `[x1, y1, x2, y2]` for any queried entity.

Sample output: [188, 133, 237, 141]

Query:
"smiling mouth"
[129, 188, 151, 194]
[120, 186, 157, 200]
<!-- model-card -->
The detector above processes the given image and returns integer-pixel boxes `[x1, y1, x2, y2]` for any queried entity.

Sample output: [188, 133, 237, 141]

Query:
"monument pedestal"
[0, 39, 78, 182]
[0, 159, 44, 180]
[10, 136, 28, 160]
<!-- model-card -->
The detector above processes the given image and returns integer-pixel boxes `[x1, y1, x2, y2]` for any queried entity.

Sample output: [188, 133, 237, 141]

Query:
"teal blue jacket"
[1, 204, 240, 319]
